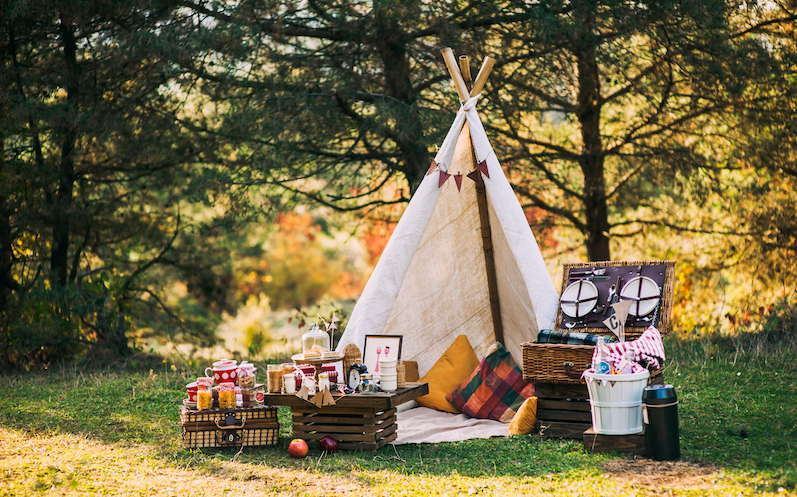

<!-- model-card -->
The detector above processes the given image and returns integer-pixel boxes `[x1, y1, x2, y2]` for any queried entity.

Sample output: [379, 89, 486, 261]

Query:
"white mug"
[375, 376, 397, 392]
[379, 358, 397, 371]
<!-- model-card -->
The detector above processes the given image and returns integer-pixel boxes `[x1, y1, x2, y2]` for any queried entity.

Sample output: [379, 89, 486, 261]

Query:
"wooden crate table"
[264, 382, 428, 451]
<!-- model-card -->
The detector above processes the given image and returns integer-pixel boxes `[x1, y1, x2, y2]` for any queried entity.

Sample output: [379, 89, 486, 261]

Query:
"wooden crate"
[263, 382, 429, 452]
[292, 405, 397, 451]
[534, 383, 592, 440]
[523, 260, 675, 385]
[180, 406, 279, 449]
[583, 427, 646, 455]
[534, 375, 664, 440]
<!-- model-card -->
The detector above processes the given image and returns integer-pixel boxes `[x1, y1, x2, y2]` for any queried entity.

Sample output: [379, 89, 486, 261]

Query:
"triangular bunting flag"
[321, 387, 336, 406]
[477, 159, 490, 179]
[466, 170, 480, 183]
[610, 381, 616, 387]
[438, 170, 451, 188]
[454, 174, 463, 191]
[426, 160, 439, 176]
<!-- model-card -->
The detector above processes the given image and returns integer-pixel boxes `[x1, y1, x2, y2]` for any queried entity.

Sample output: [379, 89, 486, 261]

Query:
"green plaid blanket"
[535, 329, 617, 345]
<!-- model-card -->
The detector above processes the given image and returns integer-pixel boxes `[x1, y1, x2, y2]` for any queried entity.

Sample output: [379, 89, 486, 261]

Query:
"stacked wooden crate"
[522, 260, 675, 442]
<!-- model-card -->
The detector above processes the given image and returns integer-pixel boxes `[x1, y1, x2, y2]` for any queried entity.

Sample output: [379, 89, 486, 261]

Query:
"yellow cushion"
[508, 396, 538, 436]
[416, 335, 480, 413]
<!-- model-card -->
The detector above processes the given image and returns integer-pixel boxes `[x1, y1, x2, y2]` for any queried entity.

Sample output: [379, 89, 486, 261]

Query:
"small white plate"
[560, 280, 599, 318]
[183, 399, 197, 408]
[619, 276, 661, 316]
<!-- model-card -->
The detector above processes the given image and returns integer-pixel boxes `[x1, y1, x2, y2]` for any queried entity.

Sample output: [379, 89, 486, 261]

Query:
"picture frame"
[362, 335, 403, 376]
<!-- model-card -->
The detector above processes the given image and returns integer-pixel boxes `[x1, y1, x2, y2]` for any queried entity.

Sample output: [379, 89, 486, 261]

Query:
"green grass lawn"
[1, 333, 795, 496]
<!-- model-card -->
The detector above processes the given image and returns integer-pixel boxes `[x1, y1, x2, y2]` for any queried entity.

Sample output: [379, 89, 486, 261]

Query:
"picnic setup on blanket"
[179, 49, 680, 461]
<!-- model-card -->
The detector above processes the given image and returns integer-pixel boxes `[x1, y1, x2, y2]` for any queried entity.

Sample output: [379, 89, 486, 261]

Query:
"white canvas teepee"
[336, 50, 559, 375]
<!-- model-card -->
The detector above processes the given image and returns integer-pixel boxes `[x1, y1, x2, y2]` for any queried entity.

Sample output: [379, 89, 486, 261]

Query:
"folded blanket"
[392, 406, 508, 444]
[535, 329, 617, 346]
[591, 326, 665, 372]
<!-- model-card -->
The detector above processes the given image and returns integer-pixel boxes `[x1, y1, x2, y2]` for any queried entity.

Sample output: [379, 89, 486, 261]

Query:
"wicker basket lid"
[342, 343, 361, 373]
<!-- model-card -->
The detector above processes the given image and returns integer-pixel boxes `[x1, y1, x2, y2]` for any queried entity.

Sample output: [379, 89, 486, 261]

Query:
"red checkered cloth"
[591, 326, 666, 373]
[446, 342, 535, 423]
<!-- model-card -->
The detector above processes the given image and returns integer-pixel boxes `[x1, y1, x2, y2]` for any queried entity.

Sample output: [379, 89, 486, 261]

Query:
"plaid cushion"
[446, 343, 534, 423]
[535, 329, 617, 346]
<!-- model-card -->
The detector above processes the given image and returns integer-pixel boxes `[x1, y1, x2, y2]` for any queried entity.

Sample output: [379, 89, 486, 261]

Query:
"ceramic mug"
[379, 358, 397, 372]
[376, 373, 397, 392]
[205, 359, 238, 385]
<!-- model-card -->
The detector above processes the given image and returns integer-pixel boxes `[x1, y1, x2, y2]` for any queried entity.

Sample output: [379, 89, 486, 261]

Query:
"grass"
[1, 329, 796, 496]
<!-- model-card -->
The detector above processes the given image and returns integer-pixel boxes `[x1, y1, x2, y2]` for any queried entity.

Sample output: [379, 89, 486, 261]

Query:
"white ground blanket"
[392, 406, 508, 445]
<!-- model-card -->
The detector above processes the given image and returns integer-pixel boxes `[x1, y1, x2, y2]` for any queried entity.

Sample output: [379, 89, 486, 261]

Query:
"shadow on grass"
[3, 340, 795, 491]
[0, 364, 609, 480]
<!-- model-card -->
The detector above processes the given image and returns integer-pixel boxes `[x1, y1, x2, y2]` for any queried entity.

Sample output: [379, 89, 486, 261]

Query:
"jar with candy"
[197, 385, 213, 411]
[238, 363, 257, 388]
[218, 383, 236, 409]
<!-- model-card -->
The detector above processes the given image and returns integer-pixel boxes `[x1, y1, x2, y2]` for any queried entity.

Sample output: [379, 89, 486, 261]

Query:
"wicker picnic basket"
[522, 260, 675, 385]
[180, 405, 279, 449]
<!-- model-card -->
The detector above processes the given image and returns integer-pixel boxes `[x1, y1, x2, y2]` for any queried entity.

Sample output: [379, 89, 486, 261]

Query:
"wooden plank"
[291, 408, 395, 425]
[291, 406, 375, 417]
[387, 383, 429, 407]
[534, 382, 589, 400]
[538, 398, 591, 412]
[536, 420, 593, 440]
[298, 422, 396, 443]
[583, 427, 646, 455]
[264, 382, 428, 410]
[293, 415, 397, 435]
[537, 409, 592, 423]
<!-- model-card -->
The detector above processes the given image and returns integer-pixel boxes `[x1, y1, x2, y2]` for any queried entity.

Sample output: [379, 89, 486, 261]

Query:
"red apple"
[319, 435, 339, 454]
[288, 438, 309, 458]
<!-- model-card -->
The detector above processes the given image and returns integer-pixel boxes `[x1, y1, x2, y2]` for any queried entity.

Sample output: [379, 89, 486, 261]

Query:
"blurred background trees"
[1, 0, 795, 369]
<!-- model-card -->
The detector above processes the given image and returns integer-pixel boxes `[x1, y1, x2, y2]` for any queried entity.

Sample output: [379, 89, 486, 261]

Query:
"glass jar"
[359, 373, 377, 394]
[196, 385, 213, 411]
[301, 323, 330, 352]
[267, 364, 283, 394]
[219, 390, 235, 409]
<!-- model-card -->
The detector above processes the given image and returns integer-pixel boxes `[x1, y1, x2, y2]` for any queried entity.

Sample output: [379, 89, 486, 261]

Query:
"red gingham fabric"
[591, 326, 666, 373]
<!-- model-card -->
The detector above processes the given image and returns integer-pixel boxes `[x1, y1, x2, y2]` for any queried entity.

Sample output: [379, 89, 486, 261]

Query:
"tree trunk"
[51, 12, 79, 287]
[575, 3, 611, 261]
[0, 158, 14, 312]
[374, 17, 429, 194]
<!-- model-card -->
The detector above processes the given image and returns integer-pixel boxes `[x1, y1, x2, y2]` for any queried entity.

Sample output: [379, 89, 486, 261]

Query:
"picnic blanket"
[392, 405, 508, 444]
[535, 329, 617, 345]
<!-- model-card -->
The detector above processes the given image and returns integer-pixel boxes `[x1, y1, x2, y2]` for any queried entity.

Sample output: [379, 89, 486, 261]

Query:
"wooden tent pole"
[470, 128, 505, 346]
[458, 55, 473, 91]
[441, 48, 470, 102]
[442, 49, 504, 345]
[470, 57, 496, 97]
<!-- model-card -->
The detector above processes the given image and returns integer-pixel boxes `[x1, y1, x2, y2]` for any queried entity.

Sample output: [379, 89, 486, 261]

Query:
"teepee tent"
[336, 50, 559, 375]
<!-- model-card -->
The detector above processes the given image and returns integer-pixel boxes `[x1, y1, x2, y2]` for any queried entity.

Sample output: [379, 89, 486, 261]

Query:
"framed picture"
[363, 335, 403, 376]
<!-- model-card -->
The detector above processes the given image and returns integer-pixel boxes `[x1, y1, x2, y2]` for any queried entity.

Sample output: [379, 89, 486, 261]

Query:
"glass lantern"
[301, 323, 330, 352]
